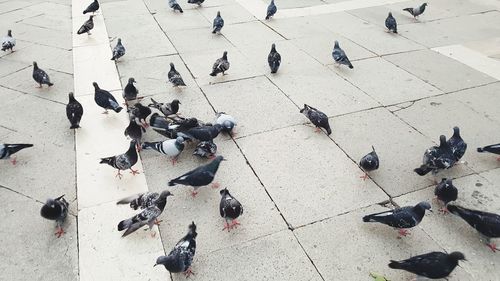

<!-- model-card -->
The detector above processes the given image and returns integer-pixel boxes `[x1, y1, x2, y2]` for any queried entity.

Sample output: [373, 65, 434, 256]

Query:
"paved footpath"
[1, 0, 500, 280]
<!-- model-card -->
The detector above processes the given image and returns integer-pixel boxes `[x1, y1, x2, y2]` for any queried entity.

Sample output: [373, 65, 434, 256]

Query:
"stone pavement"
[1, 0, 500, 280]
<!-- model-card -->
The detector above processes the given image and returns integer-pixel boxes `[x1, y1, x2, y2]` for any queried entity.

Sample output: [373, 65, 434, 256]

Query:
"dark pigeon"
[403, 3, 427, 19]
[363, 201, 432, 237]
[219, 188, 243, 231]
[142, 137, 185, 165]
[359, 146, 379, 180]
[111, 38, 125, 61]
[447, 126, 467, 162]
[300, 104, 331, 135]
[1, 30, 15, 52]
[268, 43, 281, 73]
[414, 135, 456, 176]
[0, 143, 33, 165]
[99, 140, 139, 179]
[168, 155, 225, 196]
[169, 0, 183, 13]
[434, 178, 457, 213]
[212, 11, 224, 34]
[150, 114, 202, 139]
[187, 0, 204, 5]
[266, 0, 277, 20]
[93, 82, 123, 113]
[129, 102, 151, 128]
[448, 204, 500, 252]
[83, 0, 99, 14]
[117, 190, 173, 210]
[117, 191, 173, 237]
[332, 40, 353, 69]
[124, 119, 145, 149]
[193, 140, 217, 159]
[154, 222, 197, 277]
[149, 98, 181, 116]
[178, 124, 223, 142]
[385, 12, 397, 33]
[210, 51, 230, 76]
[215, 112, 236, 135]
[389, 251, 465, 279]
[40, 194, 69, 238]
[77, 16, 94, 35]
[168, 63, 186, 87]
[32, 62, 53, 87]
[66, 92, 83, 129]
[123, 77, 138, 102]
[477, 143, 500, 160]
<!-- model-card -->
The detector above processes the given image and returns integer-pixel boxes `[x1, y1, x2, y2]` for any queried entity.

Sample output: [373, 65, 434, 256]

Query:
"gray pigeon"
[215, 112, 236, 135]
[219, 188, 243, 232]
[168, 0, 183, 13]
[403, 3, 427, 19]
[359, 146, 379, 180]
[149, 98, 181, 116]
[66, 92, 84, 129]
[117, 190, 173, 210]
[187, 0, 204, 5]
[111, 38, 125, 61]
[0, 143, 33, 165]
[168, 63, 186, 87]
[212, 11, 224, 34]
[178, 124, 223, 142]
[99, 140, 139, 179]
[1, 30, 16, 52]
[210, 51, 230, 76]
[447, 126, 467, 162]
[300, 104, 331, 135]
[193, 140, 217, 159]
[40, 195, 69, 238]
[123, 77, 138, 101]
[414, 135, 456, 176]
[268, 43, 281, 73]
[385, 12, 397, 33]
[332, 41, 353, 69]
[93, 82, 123, 113]
[266, 0, 277, 20]
[389, 251, 465, 279]
[33, 62, 53, 87]
[363, 202, 432, 237]
[83, 0, 99, 14]
[141, 137, 185, 165]
[77, 15, 94, 35]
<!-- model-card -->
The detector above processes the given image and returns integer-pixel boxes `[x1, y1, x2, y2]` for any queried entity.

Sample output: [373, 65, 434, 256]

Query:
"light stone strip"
[433, 44, 500, 81]
[236, 0, 410, 19]
[72, 1, 165, 280]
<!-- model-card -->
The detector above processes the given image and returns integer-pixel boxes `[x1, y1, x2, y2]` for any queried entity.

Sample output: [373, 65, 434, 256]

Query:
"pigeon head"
[188, 221, 197, 236]
[449, 252, 466, 262]
[128, 77, 135, 84]
[222, 51, 228, 59]
[46, 198, 57, 208]
[299, 104, 310, 114]
[68, 92, 76, 101]
[452, 126, 460, 138]
[33, 61, 38, 69]
[89, 15, 94, 20]
[445, 178, 453, 186]
[172, 99, 181, 105]
[271, 43, 276, 51]
[416, 201, 432, 211]
[388, 12, 393, 17]
[7, 30, 12, 36]
[153, 255, 175, 268]
[439, 135, 447, 147]
[334, 40, 339, 48]
[217, 11, 221, 16]
[169, 62, 175, 70]
[117, 38, 121, 44]
[422, 3, 428, 7]
[220, 188, 230, 196]
[159, 190, 173, 199]
[222, 120, 234, 131]
[92, 82, 100, 89]
[175, 136, 184, 143]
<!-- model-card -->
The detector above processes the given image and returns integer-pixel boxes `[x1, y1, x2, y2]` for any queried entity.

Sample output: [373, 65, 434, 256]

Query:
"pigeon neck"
[7, 30, 12, 37]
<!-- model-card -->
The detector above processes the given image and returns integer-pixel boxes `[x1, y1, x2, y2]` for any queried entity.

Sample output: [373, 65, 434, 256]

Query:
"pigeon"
[123, 77, 138, 102]
[210, 51, 230, 76]
[40, 195, 69, 238]
[77, 16, 94, 35]
[403, 3, 427, 19]
[178, 124, 223, 142]
[362, 201, 432, 237]
[215, 112, 236, 135]
[99, 140, 139, 179]
[129, 102, 152, 128]
[168, 63, 186, 87]
[111, 38, 125, 61]
[150, 114, 202, 139]
[169, 0, 183, 13]
[142, 137, 185, 165]
[359, 146, 379, 180]
[1, 30, 16, 52]
[117, 191, 173, 237]
[168, 155, 225, 196]
[32, 62, 53, 87]
[193, 140, 217, 159]
[0, 143, 33, 165]
[149, 98, 181, 116]
[117, 190, 173, 210]
[93, 82, 123, 113]
[266, 0, 277, 20]
[388, 251, 465, 279]
[477, 143, 500, 160]
[448, 204, 500, 252]
[219, 188, 243, 231]
[268, 43, 281, 74]
[124, 119, 145, 149]
[447, 126, 467, 162]
[187, 0, 204, 6]
[83, 0, 99, 14]
[300, 104, 331, 135]
[332, 40, 353, 69]
[66, 92, 83, 129]
[212, 11, 224, 34]
[414, 135, 456, 176]
[154, 222, 197, 277]
[385, 12, 397, 33]
[434, 178, 457, 213]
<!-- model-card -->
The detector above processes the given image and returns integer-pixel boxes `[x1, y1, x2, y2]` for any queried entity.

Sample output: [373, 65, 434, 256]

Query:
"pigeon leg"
[211, 182, 220, 189]
[359, 173, 368, 180]
[222, 221, 231, 232]
[171, 157, 178, 166]
[54, 226, 65, 238]
[496, 156, 500, 161]
[183, 268, 195, 278]
[487, 242, 498, 252]
[10, 156, 17, 165]
[438, 207, 449, 215]
[150, 231, 156, 238]
[102, 109, 109, 114]
[230, 219, 241, 228]
[154, 219, 163, 226]
[115, 170, 123, 179]
[314, 127, 322, 133]
[129, 168, 140, 176]
[36, 84, 42, 88]
[191, 190, 198, 197]
[397, 229, 410, 237]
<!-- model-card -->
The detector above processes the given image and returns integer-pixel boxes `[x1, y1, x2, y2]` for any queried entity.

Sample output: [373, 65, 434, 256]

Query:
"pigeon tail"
[6, 143, 33, 154]
[402, 8, 413, 15]
[348, 63, 354, 69]
[362, 214, 378, 222]
[117, 218, 132, 231]
[173, 4, 183, 12]
[70, 124, 80, 129]
[209, 71, 217, 76]
[477, 147, 484, 152]
[99, 157, 113, 165]
[47, 82, 54, 86]
[414, 165, 432, 176]
[388, 260, 402, 269]
[113, 106, 123, 113]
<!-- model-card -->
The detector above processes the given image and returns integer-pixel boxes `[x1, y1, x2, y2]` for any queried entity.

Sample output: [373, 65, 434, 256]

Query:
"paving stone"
[3, 44, 73, 74]
[153, 8, 211, 31]
[221, 21, 283, 47]
[12, 22, 72, 50]
[20, 14, 72, 32]
[197, 3, 256, 24]
[167, 27, 233, 54]
[264, 16, 332, 39]
[0, 58, 30, 78]
[451, 82, 500, 125]
[101, 0, 151, 18]
[0, 6, 42, 26]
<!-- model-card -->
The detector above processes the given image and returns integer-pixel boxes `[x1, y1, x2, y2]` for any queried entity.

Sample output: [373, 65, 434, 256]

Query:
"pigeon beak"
[428, 209, 434, 213]
[153, 263, 158, 267]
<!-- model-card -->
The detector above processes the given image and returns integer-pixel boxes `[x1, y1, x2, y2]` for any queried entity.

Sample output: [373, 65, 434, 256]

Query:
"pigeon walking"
[124, 119, 145, 150]
[142, 137, 185, 165]
[168, 155, 225, 197]
[477, 143, 500, 161]
[403, 3, 427, 19]
[178, 124, 223, 142]
[154, 222, 197, 277]
[117, 190, 173, 210]
[219, 188, 243, 232]
[83, 0, 99, 14]
[212, 11, 224, 34]
[32, 62, 53, 87]
[210, 51, 230, 76]
[448, 204, 500, 252]
[434, 178, 457, 213]
[100, 140, 139, 179]
[118, 191, 173, 237]
[40, 195, 69, 238]
[1, 30, 16, 52]
[332, 40, 353, 69]
[447, 126, 467, 162]
[93, 82, 123, 113]
[389, 251, 465, 279]
[1, 143, 33, 165]
[149, 98, 181, 116]
[169, 0, 183, 13]
[300, 104, 331, 135]
[168, 63, 186, 87]
[268, 43, 281, 74]
[215, 112, 236, 135]
[193, 140, 217, 159]
[414, 135, 456, 176]
[129, 103, 151, 128]
[385, 12, 397, 33]
[111, 38, 125, 61]
[187, 0, 204, 6]
[77, 16, 94, 35]
[359, 146, 379, 180]
[266, 0, 277, 20]
[66, 92, 83, 129]
[363, 202, 432, 237]
[123, 77, 138, 102]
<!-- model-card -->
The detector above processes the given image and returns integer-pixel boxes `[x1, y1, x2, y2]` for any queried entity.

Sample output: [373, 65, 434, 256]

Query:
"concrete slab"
[11, 22, 72, 50]
[0, 58, 30, 78]
[3, 44, 73, 74]
[21, 14, 72, 33]
[264, 16, 332, 39]
[154, 9, 211, 32]
[101, 0, 151, 18]
[221, 21, 283, 47]
[452, 82, 500, 125]
[197, 3, 256, 25]
[167, 27, 233, 54]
